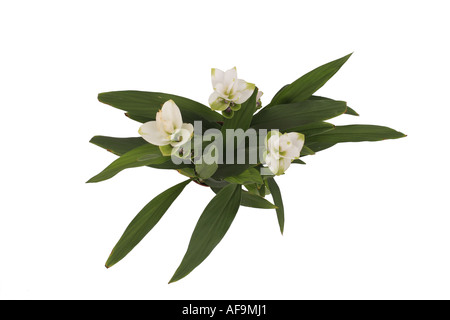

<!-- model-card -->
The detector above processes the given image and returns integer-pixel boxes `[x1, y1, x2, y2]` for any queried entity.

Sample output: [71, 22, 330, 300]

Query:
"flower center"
[170, 130, 183, 143]
[224, 101, 235, 113]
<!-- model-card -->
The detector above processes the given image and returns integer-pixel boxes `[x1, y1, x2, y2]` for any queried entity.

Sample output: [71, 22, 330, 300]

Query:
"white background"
[1, 0, 449, 300]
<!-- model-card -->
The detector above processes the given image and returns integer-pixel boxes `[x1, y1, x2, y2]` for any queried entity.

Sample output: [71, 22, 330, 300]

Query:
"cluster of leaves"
[88, 53, 406, 282]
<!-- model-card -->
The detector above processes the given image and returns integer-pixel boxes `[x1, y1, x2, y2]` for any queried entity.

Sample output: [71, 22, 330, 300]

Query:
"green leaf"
[243, 183, 260, 195]
[89, 136, 192, 170]
[308, 95, 359, 116]
[285, 122, 335, 136]
[203, 178, 230, 189]
[124, 112, 153, 123]
[256, 183, 268, 197]
[149, 160, 194, 170]
[300, 145, 315, 156]
[212, 129, 263, 180]
[267, 53, 352, 107]
[159, 145, 173, 156]
[222, 88, 258, 131]
[195, 150, 220, 179]
[292, 159, 306, 164]
[344, 106, 359, 116]
[178, 168, 197, 178]
[211, 186, 277, 209]
[90, 136, 148, 156]
[305, 125, 406, 152]
[212, 163, 256, 180]
[306, 142, 336, 153]
[105, 179, 191, 268]
[251, 99, 347, 131]
[225, 167, 263, 185]
[240, 191, 277, 209]
[87, 144, 168, 183]
[169, 184, 241, 283]
[266, 177, 285, 235]
[241, 190, 277, 209]
[269, 84, 288, 106]
[98, 91, 222, 127]
[244, 180, 272, 196]
[195, 161, 218, 180]
[306, 125, 407, 152]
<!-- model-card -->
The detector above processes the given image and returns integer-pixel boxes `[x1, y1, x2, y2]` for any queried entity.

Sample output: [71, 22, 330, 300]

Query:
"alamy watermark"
[170, 121, 275, 173]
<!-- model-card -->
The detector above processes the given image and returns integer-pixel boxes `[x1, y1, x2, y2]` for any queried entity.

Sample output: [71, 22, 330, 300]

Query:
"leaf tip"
[89, 136, 103, 145]
[346, 107, 360, 116]
[392, 131, 407, 139]
[105, 256, 116, 269]
[86, 177, 97, 183]
[97, 92, 106, 102]
[168, 276, 178, 284]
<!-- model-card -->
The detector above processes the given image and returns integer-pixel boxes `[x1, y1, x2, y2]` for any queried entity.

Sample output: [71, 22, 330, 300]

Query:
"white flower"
[256, 90, 263, 109]
[139, 100, 193, 148]
[208, 67, 255, 116]
[264, 131, 305, 175]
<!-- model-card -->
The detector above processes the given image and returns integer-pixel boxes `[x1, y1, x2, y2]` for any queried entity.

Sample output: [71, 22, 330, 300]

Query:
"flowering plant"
[88, 54, 405, 283]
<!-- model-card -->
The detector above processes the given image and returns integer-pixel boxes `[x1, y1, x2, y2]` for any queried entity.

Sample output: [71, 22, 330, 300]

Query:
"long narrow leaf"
[308, 95, 359, 116]
[87, 144, 168, 183]
[224, 167, 263, 185]
[240, 191, 277, 209]
[169, 184, 241, 283]
[105, 179, 191, 268]
[89, 136, 193, 170]
[211, 186, 277, 209]
[266, 177, 285, 234]
[306, 125, 406, 152]
[195, 161, 218, 180]
[251, 100, 347, 131]
[125, 112, 153, 123]
[300, 145, 315, 156]
[267, 53, 352, 107]
[268, 84, 288, 106]
[90, 136, 147, 156]
[293, 159, 306, 165]
[98, 91, 222, 127]
[344, 107, 359, 116]
[307, 124, 406, 144]
[285, 122, 335, 136]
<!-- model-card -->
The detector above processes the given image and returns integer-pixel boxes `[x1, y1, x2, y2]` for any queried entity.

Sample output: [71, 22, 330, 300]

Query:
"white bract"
[264, 131, 305, 175]
[208, 67, 255, 114]
[256, 90, 264, 109]
[139, 100, 193, 149]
